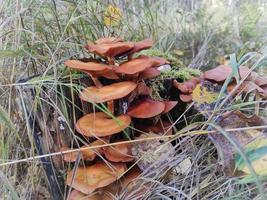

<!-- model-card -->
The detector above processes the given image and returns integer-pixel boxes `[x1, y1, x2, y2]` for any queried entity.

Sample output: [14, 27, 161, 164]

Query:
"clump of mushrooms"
[63, 37, 181, 198]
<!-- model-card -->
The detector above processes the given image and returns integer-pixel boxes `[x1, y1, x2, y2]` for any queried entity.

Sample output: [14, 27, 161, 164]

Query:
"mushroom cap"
[85, 42, 134, 58]
[65, 60, 113, 72]
[204, 65, 251, 82]
[61, 140, 107, 163]
[135, 120, 173, 135]
[227, 80, 266, 97]
[179, 94, 192, 102]
[139, 67, 161, 80]
[80, 81, 137, 103]
[83, 69, 119, 80]
[103, 140, 135, 162]
[127, 99, 165, 118]
[115, 55, 168, 75]
[173, 77, 200, 94]
[75, 112, 131, 137]
[67, 190, 108, 200]
[66, 162, 127, 194]
[123, 39, 153, 56]
[95, 37, 123, 44]
[162, 101, 178, 114]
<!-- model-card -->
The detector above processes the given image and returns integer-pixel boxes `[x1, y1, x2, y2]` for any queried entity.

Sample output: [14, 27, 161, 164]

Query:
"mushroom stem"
[90, 75, 103, 88]
[107, 100, 114, 114]
[128, 54, 133, 60]
[107, 57, 115, 65]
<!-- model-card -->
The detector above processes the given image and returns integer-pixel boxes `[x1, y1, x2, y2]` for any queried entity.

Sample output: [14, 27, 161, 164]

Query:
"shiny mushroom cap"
[103, 140, 135, 162]
[139, 67, 161, 80]
[127, 99, 165, 118]
[65, 60, 113, 72]
[80, 81, 137, 103]
[66, 162, 127, 194]
[85, 42, 134, 58]
[115, 55, 168, 75]
[204, 65, 251, 82]
[162, 101, 178, 114]
[124, 39, 153, 56]
[179, 94, 192, 102]
[75, 112, 131, 137]
[173, 77, 200, 94]
[95, 37, 123, 44]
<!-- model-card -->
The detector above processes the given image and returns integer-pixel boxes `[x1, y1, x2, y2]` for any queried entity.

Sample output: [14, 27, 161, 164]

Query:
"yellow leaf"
[103, 5, 122, 27]
[241, 154, 267, 176]
[192, 84, 218, 104]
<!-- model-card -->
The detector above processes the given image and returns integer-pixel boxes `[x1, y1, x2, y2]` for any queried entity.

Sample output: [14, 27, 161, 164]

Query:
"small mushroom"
[103, 140, 135, 162]
[80, 81, 137, 103]
[123, 39, 153, 59]
[173, 77, 200, 94]
[75, 112, 131, 137]
[179, 94, 192, 102]
[65, 60, 118, 87]
[95, 37, 123, 44]
[66, 161, 127, 194]
[65, 60, 113, 72]
[115, 55, 168, 75]
[162, 101, 178, 114]
[227, 80, 266, 97]
[204, 65, 251, 82]
[139, 67, 161, 80]
[85, 42, 134, 58]
[127, 99, 165, 118]
[61, 140, 107, 163]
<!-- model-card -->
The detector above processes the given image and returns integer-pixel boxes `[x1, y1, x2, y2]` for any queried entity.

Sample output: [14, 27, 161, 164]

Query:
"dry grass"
[0, 0, 267, 199]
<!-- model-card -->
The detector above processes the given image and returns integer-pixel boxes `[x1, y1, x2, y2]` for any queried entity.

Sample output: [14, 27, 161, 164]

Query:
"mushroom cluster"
[63, 37, 179, 198]
[173, 65, 267, 102]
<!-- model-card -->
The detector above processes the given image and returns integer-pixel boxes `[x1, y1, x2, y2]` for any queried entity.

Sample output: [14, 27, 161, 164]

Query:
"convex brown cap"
[127, 99, 165, 118]
[66, 162, 126, 194]
[80, 81, 137, 103]
[75, 112, 131, 137]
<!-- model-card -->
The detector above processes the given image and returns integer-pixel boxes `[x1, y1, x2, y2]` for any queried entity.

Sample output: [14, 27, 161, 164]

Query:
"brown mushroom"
[127, 99, 165, 118]
[115, 55, 168, 75]
[103, 140, 135, 162]
[75, 112, 131, 137]
[135, 120, 173, 135]
[204, 65, 251, 82]
[61, 140, 107, 163]
[65, 60, 113, 72]
[179, 94, 192, 102]
[85, 42, 134, 58]
[124, 39, 153, 58]
[173, 77, 200, 94]
[162, 101, 178, 114]
[139, 67, 161, 80]
[95, 37, 123, 44]
[65, 60, 119, 87]
[227, 80, 266, 97]
[66, 161, 126, 194]
[80, 81, 137, 103]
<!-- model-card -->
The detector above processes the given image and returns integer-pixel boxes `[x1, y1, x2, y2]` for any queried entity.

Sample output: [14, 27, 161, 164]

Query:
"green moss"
[138, 49, 184, 67]
[148, 67, 201, 100]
